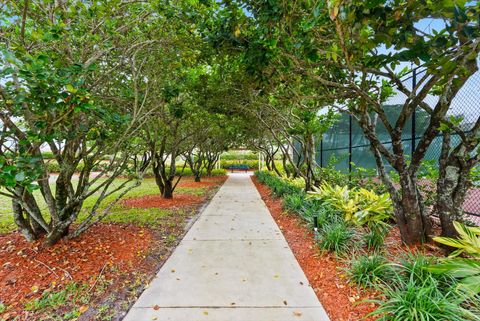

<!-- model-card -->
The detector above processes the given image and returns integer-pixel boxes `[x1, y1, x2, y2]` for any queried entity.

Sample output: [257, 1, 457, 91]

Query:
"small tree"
[0, 0, 175, 244]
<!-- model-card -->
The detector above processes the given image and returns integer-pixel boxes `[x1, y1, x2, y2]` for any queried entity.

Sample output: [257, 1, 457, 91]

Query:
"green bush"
[208, 168, 228, 176]
[300, 201, 341, 228]
[221, 152, 258, 160]
[347, 253, 391, 288]
[255, 171, 303, 197]
[299, 200, 321, 224]
[318, 220, 354, 255]
[143, 167, 227, 178]
[308, 182, 393, 227]
[43, 160, 109, 173]
[221, 159, 258, 169]
[398, 253, 438, 283]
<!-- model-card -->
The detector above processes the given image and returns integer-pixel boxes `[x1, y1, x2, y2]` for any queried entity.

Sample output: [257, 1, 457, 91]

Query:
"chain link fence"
[319, 66, 480, 223]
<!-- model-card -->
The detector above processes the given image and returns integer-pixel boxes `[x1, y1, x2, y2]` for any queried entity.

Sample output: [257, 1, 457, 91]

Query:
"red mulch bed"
[122, 176, 227, 209]
[252, 176, 377, 321]
[177, 176, 227, 188]
[177, 181, 217, 188]
[121, 194, 206, 209]
[0, 224, 153, 315]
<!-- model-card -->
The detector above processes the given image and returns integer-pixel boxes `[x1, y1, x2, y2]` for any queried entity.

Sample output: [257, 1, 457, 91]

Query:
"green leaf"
[15, 172, 26, 182]
[65, 84, 77, 93]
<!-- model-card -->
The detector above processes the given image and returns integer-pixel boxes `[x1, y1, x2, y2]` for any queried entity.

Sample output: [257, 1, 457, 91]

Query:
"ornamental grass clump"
[283, 193, 306, 215]
[346, 253, 391, 288]
[318, 219, 354, 255]
[370, 253, 480, 321]
[363, 223, 389, 252]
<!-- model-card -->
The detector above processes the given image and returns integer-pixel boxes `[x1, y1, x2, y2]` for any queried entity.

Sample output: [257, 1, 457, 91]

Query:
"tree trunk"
[304, 134, 316, 191]
[282, 153, 291, 177]
[194, 173, 201, 182]
[153, 162, 165, 195]
[162, 180, 174, 199]
[436, 162, 472, 238]
[271, 157, 282, 176]
[434, 131, 478, 238]
[45, 224, 70, 246]
[12, 186, 48, 241]
[12, 198, 37, 242]
[394, 175, 432, 244]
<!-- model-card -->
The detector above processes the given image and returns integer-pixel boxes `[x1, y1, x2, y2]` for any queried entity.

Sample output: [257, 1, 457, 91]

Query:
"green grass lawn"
[0, 178, 210, 234]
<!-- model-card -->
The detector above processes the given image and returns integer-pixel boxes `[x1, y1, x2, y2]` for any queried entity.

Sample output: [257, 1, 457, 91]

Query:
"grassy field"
[0, 178, 208, 234]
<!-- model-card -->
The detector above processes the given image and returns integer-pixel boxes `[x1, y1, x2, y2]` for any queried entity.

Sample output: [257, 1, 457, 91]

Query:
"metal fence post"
[349, 114, 353, 175]
[320, 137, 324, 168]
[411, 68, 417, 156]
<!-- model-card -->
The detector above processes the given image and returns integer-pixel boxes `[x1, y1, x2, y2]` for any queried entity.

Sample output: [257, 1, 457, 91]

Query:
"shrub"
[221, 159, 259, 169]
[301, 201, 341, 228]
[271, 179, 301, 197]
[347, 253, 391, 288]
[298, 200, 318, 223]
[396, 253, 445, 285]
[221, 152, 258, 160]
[318, 220, 354, 255]
[309, 182, 393, 227]
[144, 167, 226, 178]
[207, 169, 228, 176]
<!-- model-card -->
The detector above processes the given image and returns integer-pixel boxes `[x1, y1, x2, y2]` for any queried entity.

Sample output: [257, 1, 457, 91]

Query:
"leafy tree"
[239, 0, 480, 244]
[134, 1, 223, 198]
[0, 1, 159, 244]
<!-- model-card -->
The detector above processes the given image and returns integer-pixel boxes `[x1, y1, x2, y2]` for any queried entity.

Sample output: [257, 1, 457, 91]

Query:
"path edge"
[120, 178, 228, 320]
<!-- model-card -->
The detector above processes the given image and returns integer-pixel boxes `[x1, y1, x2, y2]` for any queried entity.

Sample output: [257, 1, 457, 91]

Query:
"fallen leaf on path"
[79, 305, 89, 314]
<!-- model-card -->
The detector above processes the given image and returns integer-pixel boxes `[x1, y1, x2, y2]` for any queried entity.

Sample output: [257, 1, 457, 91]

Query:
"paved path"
[124, 173, 329, 321]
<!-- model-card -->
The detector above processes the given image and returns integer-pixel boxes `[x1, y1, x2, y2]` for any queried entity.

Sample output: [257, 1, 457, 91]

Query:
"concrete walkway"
[124, 173, 329, 321]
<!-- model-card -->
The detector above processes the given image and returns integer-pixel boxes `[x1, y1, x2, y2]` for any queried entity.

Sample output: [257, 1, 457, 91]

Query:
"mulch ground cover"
[252, 176, 377, 321]
[121, 176, 227, 209]
[177, 176, 227, 188]
[0, 224, 154, 319]
[0, 176, 227, 320]
[121, 194, 206, 209]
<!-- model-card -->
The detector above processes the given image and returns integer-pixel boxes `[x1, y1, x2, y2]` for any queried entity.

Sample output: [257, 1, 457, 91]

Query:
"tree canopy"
[1, 0, 479, 245]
